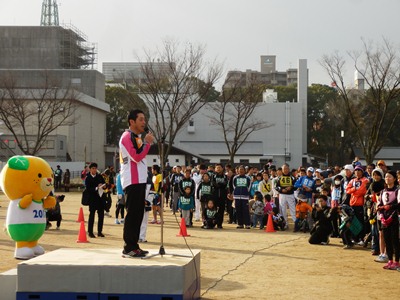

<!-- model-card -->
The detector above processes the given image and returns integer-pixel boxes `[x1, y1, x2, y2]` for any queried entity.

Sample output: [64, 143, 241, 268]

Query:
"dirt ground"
[0, 191, 398, 300]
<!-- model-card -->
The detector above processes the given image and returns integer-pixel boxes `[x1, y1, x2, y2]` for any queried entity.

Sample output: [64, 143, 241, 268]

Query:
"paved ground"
[0, 191, 398, 299]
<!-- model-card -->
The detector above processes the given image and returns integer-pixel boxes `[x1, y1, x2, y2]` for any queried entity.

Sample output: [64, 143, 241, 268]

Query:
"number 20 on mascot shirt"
[0, 156, 56, 259]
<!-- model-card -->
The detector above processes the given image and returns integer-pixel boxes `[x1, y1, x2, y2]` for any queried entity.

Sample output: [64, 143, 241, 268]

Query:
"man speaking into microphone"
[119, 109, 154, 258]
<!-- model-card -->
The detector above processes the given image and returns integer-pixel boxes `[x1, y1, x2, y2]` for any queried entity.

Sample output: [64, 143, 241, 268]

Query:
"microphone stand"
[143, 134, 190, 259]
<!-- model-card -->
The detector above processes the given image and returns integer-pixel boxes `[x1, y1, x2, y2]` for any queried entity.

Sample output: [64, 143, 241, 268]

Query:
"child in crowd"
[262, 194, 274, 227]
[270, 206, 286, 231]
[339, 204, 360, 249]
[46, 194, 65, 230]
[150, 165, 163, 224]
[101, 169, 113, 217]
[314, 178, 323, 195]
[139, 191, 153, 243]
[196, 173, 214, 217]
[250, 173, 262, 198]
[321, 187, 331, 207]
[149, 193, 162, 224]
[264, 194, 274, 213]
[251, 192, 265, 229]
[330, 174, 343, 237]
[115, 172, 125, 224]
[178, 186, 195, 227]
[294, 194, 312, 232]
[202, 199, 218, 229]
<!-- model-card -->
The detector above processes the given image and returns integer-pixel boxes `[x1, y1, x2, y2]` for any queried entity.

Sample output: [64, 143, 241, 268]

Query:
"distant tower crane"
[40, 0, 59, 26]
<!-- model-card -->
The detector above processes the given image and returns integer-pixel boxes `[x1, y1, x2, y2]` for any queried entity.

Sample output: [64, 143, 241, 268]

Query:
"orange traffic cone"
[76, 207, 85, 223]
[76, 221, 89, 243]
[177, 218, 190, 237]
[265, 213, 276, 233]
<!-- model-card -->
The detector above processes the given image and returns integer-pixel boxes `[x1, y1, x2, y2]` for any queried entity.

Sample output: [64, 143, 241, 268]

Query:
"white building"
[145, 59, 309, 168]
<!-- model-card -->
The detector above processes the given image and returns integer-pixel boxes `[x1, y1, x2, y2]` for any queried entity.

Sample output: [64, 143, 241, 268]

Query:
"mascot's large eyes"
[38, 173, 42, 178]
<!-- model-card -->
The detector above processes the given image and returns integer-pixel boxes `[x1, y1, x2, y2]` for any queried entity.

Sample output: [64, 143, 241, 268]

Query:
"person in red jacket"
[346, 165, 370, 245]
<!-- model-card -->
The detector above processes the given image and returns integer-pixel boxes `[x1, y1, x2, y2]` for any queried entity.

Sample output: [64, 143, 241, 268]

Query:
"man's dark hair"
[318, 194, 328, 202]
[152, 164, 161, 173]
[89, 162, 98, 169]
[199, 164, 207, 170]
[127, 109, 144, 125]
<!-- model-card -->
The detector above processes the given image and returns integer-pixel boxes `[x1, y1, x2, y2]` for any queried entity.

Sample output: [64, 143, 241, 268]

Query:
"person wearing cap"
[377, 160, 388, 174]
[314, 168, 324, 180]
[346, 165, 370, 246]
[341, 164, 355, 205]
[294, 167, 316, 203]
[352, 156, 362, 168]
[119, 109, 154, 258]
[275, 164, 297, 229]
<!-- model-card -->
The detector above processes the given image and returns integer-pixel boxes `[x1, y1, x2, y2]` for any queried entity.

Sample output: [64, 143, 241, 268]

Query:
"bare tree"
[208, 76, 271, 164]
[320, 38, 400, 164]
[129, 39, 223, 167]
[0, 71, 79, 156]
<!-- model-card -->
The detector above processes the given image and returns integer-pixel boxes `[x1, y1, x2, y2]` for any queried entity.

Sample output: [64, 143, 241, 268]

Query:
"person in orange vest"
[346, 165, 370, 246]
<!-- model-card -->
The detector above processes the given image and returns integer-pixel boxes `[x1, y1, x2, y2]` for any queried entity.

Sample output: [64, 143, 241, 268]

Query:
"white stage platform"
[13, 248, 200, 300]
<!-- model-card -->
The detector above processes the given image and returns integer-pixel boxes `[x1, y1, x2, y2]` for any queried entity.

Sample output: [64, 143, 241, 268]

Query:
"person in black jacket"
[309, 195, 336, 245]
[85, 162, 106, 238]
[213, 164, 228, 229]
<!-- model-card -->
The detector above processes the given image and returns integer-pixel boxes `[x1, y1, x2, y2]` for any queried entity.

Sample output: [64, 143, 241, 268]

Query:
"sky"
[1, 0, 399, 89]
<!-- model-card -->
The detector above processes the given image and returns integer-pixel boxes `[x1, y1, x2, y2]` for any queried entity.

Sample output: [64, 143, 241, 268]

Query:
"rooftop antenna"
[40, 0, 59, 26]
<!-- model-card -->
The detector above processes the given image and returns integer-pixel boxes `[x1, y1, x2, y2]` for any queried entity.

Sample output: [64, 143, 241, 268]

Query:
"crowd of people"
[72, 153, 400, 267]
[153, 157, 400, 271]
[53, 108, 400, 264]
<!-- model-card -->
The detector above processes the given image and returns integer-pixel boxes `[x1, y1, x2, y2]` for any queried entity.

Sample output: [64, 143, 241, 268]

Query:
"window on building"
[60, 141, 64, 150]
[71, 78, 81, 84]
[47, 140, 54, 149]
[175, 159, 179, 163]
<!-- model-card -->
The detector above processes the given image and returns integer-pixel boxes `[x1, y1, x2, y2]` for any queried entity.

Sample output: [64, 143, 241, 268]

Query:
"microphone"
[144, 126, 149, 134]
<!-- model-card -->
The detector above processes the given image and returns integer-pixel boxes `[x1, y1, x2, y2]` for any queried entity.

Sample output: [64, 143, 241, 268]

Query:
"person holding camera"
[309, 195, 335, 245]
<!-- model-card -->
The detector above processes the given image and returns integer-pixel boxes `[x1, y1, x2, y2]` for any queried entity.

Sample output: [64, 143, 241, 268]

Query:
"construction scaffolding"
[60, 23, 97, 70]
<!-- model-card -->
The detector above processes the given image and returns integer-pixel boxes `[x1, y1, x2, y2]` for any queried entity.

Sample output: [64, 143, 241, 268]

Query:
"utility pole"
[40, 0, 59, 26]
